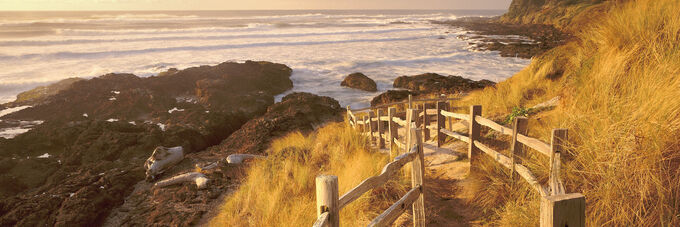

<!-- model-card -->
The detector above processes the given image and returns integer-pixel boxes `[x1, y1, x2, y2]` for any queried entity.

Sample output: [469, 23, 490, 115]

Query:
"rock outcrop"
[214, 92, 343, 155]
[0, 61, 293, 226]
[340, 72, 378, 92]
[99, 92, 342, 226]
[370, 90, 418, 107]
[6, 78, 84, 108]
[393, 73, 495, 95]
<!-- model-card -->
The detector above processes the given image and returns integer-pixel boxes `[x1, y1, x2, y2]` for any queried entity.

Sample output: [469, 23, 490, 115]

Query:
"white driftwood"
[196, 161, 220, 171]
[226, 154, 265, 164]
[154, 172, 209, 189]
[144, 146, 184, 181]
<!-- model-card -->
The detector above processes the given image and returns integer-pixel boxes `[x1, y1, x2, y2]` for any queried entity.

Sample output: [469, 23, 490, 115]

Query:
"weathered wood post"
[409, 94, 413, 108]
[316, 175, 339, 227]
[540, 193, 586, 227]
[388, 107, 397, 156]
[510, 117, 528, 181]
[411, 128, 426, 227]
[404, 109, 416, 176]
[362, 116, 368, 134]
[436, 101, 447, 147]
[368, 111, 375, 144]
[377, 109, 385, 149]
[549, 129, 567, 195]
[405, 109, 415, 151]
[422, 103, 430, 141]
[468, 105, 482, 172]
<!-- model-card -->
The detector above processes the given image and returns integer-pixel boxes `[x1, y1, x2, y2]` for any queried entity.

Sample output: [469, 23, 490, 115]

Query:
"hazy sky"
[0, 0, 512, 11]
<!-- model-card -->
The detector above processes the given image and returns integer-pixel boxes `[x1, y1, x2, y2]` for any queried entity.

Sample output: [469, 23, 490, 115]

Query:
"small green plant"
[504, 106, 532, 124]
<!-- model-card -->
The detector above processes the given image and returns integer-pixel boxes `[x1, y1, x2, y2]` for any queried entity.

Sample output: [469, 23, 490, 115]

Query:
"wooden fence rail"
[320, 95, 585, 227]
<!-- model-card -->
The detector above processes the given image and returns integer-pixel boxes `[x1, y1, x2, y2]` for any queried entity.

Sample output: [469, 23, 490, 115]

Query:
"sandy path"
[386, 124, 480, 226]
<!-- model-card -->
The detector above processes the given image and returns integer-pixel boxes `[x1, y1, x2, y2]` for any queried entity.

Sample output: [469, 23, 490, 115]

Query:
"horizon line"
[0, 8, 509, 12]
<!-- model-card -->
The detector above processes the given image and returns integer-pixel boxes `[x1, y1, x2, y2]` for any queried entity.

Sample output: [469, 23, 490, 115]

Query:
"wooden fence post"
[540, 193, 585, 227]
[363, 116, 368, 134]
[377, 109, 385, 149]
[422, 103, 430, 141]
[411, 128, 426, 227]
[368, 111, 375, 144]
[468, 105, 482, 172]
[408, 94, 413, 109]
[436, 101, 447, 147]
[388, 107, 397, 156]
[405, 109, 415, 151]
[510, 117, 528, 182]
[316, 175, 340, 227]
[549, 129, 567, 195]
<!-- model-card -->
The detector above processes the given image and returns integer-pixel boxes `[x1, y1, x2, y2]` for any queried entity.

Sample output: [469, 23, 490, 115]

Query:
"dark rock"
[6, 77, 84, 107]
[157, 68, 178, 77]
[393, 73, 495, 94]
[213, 92, 343, 155]
[370, 90, 418, 107]
[340, 72, 377, 92]
[100, 92, 342, 226]
[432, 17, 571, 58]
[0, 61, 293, 226]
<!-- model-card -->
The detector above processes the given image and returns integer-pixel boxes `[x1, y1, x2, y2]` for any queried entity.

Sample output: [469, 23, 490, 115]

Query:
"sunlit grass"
[210, 122, 409, 226]
[463, 0, 680, 225]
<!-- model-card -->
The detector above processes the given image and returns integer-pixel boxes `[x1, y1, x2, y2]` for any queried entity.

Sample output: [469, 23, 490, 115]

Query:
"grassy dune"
[210, 123, 409, 226]
[463, 0, 680, 225]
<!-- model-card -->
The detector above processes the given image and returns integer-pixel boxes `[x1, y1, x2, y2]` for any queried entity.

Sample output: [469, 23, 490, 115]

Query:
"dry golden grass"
[210, 122, 409, 226]
[462, 0, 680, 225]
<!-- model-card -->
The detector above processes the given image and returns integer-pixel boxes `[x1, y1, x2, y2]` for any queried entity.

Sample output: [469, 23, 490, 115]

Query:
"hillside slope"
[501, 0, 620, 32]
[465, 0, 680, 225]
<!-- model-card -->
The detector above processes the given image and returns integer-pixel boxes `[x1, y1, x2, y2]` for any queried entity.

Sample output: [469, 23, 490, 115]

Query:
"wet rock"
[5, 78, 84, 108]
[393, 73, 495, 94]
[340, 72, 378, 92]
[432, 17, 571, 58]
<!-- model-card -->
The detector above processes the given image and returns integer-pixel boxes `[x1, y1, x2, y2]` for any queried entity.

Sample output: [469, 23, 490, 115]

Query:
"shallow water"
[0, 10, 530, 109]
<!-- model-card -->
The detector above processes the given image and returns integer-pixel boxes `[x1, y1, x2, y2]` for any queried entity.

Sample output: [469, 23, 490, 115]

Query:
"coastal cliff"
[501, 0, 618, 31]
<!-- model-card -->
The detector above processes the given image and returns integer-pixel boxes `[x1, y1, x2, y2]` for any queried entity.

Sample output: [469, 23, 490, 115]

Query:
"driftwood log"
[226, 154, 264, 164]
[144, 146, 184, 181]
[154, 172, 209, 189]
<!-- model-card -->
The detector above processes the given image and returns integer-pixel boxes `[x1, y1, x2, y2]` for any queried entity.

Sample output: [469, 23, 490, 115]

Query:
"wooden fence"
[315, 95, 586, 227]
[313, 109, 426, 227]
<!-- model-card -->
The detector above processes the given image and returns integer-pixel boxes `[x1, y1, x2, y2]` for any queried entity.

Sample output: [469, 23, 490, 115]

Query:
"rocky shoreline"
[0, 59, 495, 226]
[0, 61, 301, 226]
[0, 16, 551, 226]
[433, 17, 572, 58]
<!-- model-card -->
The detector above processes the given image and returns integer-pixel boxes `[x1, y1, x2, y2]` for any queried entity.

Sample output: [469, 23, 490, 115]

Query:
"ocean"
[0, 10, 530, 108]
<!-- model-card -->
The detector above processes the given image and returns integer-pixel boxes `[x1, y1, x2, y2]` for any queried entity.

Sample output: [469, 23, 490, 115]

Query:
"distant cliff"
[501, 0, 619, 31]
